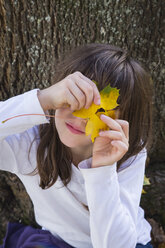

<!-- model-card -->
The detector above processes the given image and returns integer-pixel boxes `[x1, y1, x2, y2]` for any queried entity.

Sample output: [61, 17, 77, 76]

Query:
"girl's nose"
[82, 118, 88, 124]
[82, 119, 88, 123]
[75, 117, 88, 126]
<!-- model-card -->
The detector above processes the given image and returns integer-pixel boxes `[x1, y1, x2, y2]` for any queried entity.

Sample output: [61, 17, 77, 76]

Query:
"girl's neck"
[71, 145, 93, 167]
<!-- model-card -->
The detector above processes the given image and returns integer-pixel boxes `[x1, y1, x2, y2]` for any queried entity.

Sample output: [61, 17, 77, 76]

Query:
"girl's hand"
[38, 72, 100, 111]
[92, 115, 129, 168]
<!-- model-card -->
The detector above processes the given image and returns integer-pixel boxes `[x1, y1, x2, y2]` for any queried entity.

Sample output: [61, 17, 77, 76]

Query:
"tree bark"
[0, 0, 164, 246]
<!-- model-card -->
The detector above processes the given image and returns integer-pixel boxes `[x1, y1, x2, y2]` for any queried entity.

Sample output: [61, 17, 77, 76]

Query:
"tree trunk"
[0, 0, 164, 246]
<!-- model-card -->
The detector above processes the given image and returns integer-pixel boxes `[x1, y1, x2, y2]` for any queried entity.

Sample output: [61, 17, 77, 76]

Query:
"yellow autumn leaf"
[143, 175, 150, 186]
[86, 114, 108, 142]
[101, 85, 120, 110]
[142, 175, 150, 194]
[73, 84, 119, 142]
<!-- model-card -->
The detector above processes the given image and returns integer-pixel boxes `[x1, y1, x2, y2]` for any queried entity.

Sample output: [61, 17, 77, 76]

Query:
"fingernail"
[95, 99, 100, 105]
[100, 114, 107, 119]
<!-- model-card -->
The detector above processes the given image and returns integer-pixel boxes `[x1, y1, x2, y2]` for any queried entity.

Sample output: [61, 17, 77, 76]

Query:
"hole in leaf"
[95, 108, 105, 114]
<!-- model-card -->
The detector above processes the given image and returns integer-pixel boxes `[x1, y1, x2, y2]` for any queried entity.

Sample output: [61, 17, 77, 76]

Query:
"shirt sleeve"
[0, 89, 49, 173]
[78, 151, 147, 248]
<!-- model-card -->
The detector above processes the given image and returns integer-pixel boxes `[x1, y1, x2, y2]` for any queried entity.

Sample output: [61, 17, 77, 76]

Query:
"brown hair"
[35, 44, 152, 189]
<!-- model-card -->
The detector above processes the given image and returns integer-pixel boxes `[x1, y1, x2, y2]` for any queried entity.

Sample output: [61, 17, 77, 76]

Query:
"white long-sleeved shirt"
[0, 89, 152, 248]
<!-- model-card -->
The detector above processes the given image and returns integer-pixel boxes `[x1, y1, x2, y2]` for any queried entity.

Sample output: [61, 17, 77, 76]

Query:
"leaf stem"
[2, 114, 56, 123]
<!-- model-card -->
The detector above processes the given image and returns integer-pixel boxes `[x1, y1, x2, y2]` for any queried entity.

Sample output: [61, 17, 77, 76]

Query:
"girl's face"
[55, 108, 92, 149]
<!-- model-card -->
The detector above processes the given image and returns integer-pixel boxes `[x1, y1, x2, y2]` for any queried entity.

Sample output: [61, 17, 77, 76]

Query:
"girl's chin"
[62, 142, 78, 148]
[61, 140, 84, 148]
[59, 136, 92, 148]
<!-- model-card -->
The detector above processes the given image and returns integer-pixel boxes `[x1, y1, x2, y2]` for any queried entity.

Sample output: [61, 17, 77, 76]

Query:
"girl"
[0, 44, 153, 248]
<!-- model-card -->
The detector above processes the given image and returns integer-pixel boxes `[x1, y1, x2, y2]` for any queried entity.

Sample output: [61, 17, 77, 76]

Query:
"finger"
[111, 140, 128, 154]
[75, 78, 94, 109]
[66, 88, 80, 111]
[100, 115, 123, 132]
[68, 80, 87, 109]
[99, 130, 129, 147]
[99, 130, 124, 141]
[78, 73, 100, 105]
[115, 119, 129, 140]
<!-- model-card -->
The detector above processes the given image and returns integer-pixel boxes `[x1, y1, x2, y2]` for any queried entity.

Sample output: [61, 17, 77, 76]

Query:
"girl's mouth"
[66, 123, 85, 135]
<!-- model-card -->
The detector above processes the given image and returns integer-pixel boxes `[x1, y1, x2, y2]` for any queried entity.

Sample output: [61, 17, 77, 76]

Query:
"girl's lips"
[66, 123, 85, 135]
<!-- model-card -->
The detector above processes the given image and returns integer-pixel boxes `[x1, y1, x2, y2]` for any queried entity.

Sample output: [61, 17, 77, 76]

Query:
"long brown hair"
[35, 44, 152, 189]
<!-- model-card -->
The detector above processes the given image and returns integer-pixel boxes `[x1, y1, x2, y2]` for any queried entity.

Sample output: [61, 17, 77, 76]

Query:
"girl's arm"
[0, 70, 98, 139]
[79, 151, 150, 248]
[0, 72, 100, 173]
[0, 89, 49, 173]
[0, 89, 49, 139]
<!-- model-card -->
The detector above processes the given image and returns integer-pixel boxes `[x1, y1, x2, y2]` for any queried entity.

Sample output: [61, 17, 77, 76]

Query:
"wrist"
[91, 158, 115, 168]
[37, 89, 51, 112]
